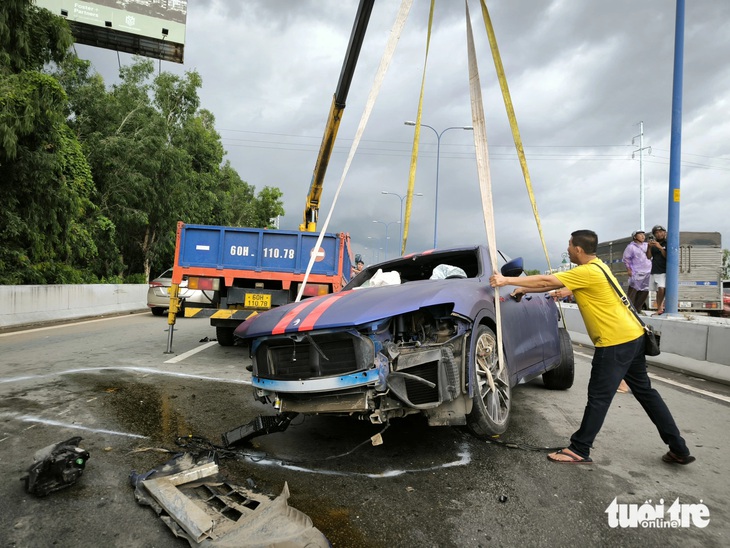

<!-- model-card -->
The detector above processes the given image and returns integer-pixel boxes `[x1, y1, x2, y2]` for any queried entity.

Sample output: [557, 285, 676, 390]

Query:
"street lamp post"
[367, 237, 384, 262]
[373, 220, 400, 260]
[381, 190, 423, 253]
[404, 121, 473, 249]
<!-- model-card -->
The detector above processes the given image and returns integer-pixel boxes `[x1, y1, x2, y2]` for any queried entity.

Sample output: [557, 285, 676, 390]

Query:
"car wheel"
[150, 307, 166, 316]
[466, 325, 511, 438]
[542, 328, 574, 390]
[216, 326, 235, 347]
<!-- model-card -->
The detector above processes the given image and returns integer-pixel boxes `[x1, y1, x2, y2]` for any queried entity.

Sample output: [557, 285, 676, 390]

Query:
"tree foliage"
[0, 1, 284, 284]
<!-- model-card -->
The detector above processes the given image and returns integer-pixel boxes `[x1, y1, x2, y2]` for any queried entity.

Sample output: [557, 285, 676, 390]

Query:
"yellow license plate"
[245, 293, 271, 309]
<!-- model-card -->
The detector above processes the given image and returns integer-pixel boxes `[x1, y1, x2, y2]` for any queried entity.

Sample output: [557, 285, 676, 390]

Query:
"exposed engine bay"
[251, 304, 474, 426]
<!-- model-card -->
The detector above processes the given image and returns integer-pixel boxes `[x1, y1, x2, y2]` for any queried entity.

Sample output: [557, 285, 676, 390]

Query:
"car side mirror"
[501, 257, 524, 278]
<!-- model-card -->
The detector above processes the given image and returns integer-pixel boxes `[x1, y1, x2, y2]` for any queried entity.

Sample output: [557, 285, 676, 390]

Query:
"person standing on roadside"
[489, 229, 695, 466]
[623, 230, 652, 311]
[647, 225, 668, 314]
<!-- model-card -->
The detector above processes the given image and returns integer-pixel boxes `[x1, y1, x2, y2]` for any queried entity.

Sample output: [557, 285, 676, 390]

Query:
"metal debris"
[131, 453, 328, 547]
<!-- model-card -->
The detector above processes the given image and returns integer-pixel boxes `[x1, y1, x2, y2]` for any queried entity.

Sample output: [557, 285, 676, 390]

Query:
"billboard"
[35, 0, 187, 64]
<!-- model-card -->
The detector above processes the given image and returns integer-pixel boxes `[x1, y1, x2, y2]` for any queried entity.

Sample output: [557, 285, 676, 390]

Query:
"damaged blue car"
[233, 246, 573, 439]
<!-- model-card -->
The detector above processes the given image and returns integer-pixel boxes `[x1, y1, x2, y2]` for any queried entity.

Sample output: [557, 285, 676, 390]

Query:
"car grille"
[255, 333, 371, 380]
[404, 363, 439, 405]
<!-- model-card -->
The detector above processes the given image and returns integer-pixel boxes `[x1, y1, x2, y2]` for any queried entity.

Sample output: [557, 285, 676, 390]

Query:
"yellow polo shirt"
[554, 259, 644, 347]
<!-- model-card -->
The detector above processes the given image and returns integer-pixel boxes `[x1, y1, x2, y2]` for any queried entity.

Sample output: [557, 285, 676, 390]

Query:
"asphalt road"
[0, 313, 728, 547]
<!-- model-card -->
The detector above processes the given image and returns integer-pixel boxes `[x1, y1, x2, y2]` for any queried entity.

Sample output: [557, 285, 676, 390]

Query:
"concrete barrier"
[559, 303, 730, 385]
[0, 284, 148, 329]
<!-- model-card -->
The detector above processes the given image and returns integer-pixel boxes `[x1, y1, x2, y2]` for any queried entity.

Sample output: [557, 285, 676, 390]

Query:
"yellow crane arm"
[300, 96, 344, 231]
[300, 0, 374, 232]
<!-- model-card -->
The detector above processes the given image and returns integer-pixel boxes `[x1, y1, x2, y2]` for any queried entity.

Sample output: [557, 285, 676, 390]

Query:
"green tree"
[0, 1, 117, 283]
[59, 57, 284, 280]
[2, 3, 284, 284]
[722, 249, 729, 280]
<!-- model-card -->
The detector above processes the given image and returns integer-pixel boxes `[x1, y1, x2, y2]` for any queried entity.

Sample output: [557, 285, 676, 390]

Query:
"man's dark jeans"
[568, 335, 690, 459]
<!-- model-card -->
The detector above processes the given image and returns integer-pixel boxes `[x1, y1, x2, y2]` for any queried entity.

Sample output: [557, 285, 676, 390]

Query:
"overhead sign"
[35, 0, 187, 64]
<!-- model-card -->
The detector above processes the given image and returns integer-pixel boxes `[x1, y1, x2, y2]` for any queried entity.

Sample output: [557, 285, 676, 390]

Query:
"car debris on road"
[22, 437, 90, 497]
[130, 453, 329, 547]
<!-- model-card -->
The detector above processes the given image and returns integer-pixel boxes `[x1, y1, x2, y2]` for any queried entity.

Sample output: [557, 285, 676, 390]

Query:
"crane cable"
[477, 0, 566, 328]
[295, 0, 414, 302]
[401, 0, 436, 256]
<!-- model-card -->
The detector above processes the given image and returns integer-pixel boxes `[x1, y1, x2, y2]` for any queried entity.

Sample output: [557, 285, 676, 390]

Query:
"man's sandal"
[662, 451, 696, 465]
[547, 448, 593, 464]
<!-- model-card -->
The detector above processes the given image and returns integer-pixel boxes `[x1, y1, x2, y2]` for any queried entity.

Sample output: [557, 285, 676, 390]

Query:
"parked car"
[723, 281, 730, 317]
[147, 268, 214, 316]
[233, 246, 574, 439]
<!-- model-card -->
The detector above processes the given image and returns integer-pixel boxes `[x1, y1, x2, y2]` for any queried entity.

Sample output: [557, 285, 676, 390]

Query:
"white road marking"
[238, 444, 472, 478]
[0, 366, 251, 386]
[0, 311, 148, 337]
[573, 349, 730, 403]
[0, 413, 148, 439]
[647, 373, 730, 403]
[164, 341, 218, 363]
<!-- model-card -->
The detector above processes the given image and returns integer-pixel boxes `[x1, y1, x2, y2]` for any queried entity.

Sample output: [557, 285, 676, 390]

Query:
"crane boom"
[300, 0, 374, 232]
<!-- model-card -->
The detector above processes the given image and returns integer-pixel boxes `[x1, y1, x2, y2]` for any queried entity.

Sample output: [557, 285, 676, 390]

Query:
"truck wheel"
[150, 307, 165, 316]
[542, 328, 574, 390]
[466, 325, 511, 438]
[216, 326, 235, 346]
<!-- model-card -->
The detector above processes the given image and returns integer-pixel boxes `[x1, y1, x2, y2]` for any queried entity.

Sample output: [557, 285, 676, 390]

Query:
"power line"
[217, 128, 730, 170]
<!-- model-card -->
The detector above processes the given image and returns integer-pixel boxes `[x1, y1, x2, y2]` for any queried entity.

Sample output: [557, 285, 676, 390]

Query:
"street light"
[366, 237, 383, 262]
[372, 220, 400, 260]
[404, 121, 473, 248]
[381, 190, 423, 253]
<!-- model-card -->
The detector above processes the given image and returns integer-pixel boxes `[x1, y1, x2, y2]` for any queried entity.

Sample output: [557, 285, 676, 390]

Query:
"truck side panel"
[179, 225, 342, 275]
[596, 232, 722, 312]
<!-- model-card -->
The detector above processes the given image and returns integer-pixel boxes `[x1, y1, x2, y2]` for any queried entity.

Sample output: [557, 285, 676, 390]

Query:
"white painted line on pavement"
[0, 366, 251, 386]
[164, 341, 218, 363]
[647, 373, 730, 404]
[573, 349, 730, 403]
[0, 312, 148, 337]
[0, 413, 148, 439]
[241, 443, 472, 478]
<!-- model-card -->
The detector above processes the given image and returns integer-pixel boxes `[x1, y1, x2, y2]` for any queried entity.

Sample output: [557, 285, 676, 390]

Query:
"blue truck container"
[178, 224, 347, 275]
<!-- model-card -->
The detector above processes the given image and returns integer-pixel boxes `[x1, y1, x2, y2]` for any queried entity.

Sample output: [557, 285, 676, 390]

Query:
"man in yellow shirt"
[489, 229, 694, 465]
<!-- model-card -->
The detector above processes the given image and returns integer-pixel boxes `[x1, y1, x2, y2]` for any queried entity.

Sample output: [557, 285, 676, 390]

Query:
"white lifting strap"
[465, 0, 505, 372]
[296, 0, 414, 302]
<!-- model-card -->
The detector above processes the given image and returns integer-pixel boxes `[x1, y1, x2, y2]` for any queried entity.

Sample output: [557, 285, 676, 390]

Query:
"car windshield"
[345, 248, 483, 290]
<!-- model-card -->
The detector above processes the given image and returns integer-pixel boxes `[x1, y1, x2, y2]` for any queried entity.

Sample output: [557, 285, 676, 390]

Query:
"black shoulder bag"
[594, 264, 661, 356]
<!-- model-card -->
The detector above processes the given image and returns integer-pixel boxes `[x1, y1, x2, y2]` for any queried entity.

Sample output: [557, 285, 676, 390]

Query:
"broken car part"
[131, 453, 328, 547]
[22, 436, 90, 496]
[221, 412, 298, 448]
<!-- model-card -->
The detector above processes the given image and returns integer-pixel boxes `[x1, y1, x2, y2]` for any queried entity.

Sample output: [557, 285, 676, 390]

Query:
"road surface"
[0, 313, 727, 547]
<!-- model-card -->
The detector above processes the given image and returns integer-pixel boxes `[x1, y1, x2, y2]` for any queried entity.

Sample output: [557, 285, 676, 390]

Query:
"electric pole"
[632, 121, 652, 231]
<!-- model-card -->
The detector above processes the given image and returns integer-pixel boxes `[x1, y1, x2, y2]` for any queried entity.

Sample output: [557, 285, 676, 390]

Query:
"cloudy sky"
[75, 0, 730, 271]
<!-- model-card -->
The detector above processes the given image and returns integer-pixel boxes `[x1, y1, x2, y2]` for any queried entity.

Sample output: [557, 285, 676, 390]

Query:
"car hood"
[235, 278, 489, 339]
